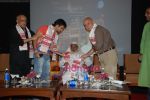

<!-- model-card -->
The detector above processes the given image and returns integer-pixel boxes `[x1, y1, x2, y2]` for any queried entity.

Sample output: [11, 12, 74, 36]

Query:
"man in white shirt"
[60, 42, 92, 84]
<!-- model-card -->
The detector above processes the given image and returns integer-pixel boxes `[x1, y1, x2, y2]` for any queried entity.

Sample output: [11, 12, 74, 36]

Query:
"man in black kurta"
[9, 15, 35, 77]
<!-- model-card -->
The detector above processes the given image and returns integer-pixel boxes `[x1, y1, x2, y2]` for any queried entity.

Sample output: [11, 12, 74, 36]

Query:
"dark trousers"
[10, 51, 31, 77]
[148, 88, 150, 100]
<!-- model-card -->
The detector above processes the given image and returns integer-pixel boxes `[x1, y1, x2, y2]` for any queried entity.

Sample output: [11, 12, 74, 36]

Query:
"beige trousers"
[98, 49, 118, 79]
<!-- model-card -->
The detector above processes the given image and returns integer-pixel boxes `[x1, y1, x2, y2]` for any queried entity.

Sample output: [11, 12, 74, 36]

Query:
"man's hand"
[138, 54, 142, 63]
[31, 35, 37, 41]
[62, 52, 70, 57]
[80, 48, 94, 61]
[23, 35, 37, 44]
[80, 54, 87, 61]
[82, 63, 87, 68]
[50, 44, 58, 51]
[34, 52, 40, 58]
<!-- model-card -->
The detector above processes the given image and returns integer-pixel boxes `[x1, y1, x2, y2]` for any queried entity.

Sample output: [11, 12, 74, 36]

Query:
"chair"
[124, 54, 141, 86]
[50, 54, 61, 80]
[0, 53, 9, 80]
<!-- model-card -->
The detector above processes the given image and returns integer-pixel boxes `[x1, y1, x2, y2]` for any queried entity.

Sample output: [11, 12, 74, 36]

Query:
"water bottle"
[69, 80, 77, 88]
[4, 68, 10, 86]
[101, 67, 105, 73]
[84, 72, 89, 88]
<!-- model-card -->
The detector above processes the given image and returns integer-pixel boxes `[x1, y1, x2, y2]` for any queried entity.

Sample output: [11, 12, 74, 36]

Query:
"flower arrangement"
[94, 67, 109, 80]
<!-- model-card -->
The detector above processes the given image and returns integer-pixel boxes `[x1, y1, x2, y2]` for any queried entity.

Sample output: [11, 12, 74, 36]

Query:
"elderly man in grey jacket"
[81, 17, 118, 79]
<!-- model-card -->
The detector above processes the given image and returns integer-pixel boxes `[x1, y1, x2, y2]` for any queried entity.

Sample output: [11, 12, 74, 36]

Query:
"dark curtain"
[131, 0, 150, 53]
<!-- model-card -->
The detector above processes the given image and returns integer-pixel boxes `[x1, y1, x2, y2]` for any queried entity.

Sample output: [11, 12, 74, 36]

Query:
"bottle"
[101, 67, 105, 73]
[69, 80, 77, 88]
[4, 68, 10, 86]
[84, 72, 89, 88]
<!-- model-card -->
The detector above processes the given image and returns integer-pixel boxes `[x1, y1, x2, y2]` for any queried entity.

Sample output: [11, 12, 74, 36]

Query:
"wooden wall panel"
[0, 54, 9, 80]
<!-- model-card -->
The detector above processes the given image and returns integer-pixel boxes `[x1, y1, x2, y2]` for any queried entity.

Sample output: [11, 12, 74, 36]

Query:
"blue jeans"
[34, 54, 50, 80]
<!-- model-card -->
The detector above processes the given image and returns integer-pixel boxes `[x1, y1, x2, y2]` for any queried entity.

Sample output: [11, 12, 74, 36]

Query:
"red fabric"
[37, 25, 48, 35]
[130, 93, 147, 100]
[36, 25, 48, 48]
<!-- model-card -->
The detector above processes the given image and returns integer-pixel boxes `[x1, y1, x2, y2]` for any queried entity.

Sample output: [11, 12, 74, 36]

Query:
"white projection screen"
[30, 0, 131, 66]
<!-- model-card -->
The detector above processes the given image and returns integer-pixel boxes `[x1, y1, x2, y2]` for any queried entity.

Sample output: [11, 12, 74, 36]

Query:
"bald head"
[83, 17, 94, 32]
[16, 15, 27, 29]
[145, 7, 150, 21]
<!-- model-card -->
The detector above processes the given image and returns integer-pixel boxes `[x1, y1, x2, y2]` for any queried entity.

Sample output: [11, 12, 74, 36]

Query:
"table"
[60, 83, 131, 100]
[0, 80, 59, 100]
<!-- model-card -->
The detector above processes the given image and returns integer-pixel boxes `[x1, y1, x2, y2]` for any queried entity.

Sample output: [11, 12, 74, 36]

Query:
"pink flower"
[99, 73, 109, 80]
[26, 71, 37, 78]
